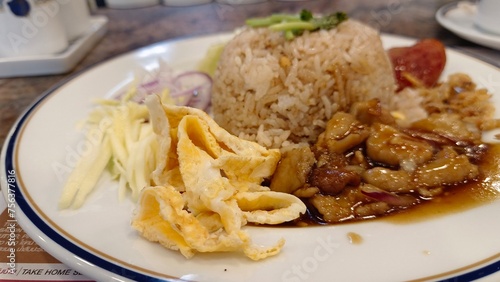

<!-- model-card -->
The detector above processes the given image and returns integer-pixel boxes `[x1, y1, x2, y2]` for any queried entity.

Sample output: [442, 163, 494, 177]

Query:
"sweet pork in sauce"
[270, 99, 487, 224]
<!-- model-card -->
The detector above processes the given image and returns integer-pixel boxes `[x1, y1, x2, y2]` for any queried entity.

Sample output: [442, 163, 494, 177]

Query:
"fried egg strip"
[132, 96, 306, 260]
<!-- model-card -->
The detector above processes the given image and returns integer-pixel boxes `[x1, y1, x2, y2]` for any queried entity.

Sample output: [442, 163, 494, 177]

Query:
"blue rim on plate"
[2, 81, 177, 282]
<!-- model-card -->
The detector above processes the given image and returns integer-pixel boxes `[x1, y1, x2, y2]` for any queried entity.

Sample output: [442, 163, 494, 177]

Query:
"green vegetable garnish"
[245, 9, 348, 40]
[300, 9, 313, 21]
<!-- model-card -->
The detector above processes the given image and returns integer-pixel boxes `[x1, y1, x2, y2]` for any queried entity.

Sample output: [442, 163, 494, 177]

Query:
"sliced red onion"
[133, 83, 160, 103]
[114, 65, 174, 103]
[171, 84, 211, 109]
[187, 83, 212, 109]
[139, 79, 160, 91]
[172, 71, 213, 110]
[170, 87, 195, 107]
[112, 67, 213, 111]
[172, 71, 212, 93]
[360, 184, 417, 206]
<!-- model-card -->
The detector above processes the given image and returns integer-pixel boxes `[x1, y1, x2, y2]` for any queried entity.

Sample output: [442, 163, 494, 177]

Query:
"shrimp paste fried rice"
[212, 19, 397, 149]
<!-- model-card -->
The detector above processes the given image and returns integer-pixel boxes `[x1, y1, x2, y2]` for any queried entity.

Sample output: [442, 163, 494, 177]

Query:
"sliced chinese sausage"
[388, 38, 446, 91]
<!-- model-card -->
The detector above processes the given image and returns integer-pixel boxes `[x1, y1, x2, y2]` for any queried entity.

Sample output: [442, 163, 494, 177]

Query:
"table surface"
[1, 0, 499, 148]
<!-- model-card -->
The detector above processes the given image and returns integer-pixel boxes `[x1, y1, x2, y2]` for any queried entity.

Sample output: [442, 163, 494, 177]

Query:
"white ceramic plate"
[1, 33, 500, 282]
[436, 1, 500, 51]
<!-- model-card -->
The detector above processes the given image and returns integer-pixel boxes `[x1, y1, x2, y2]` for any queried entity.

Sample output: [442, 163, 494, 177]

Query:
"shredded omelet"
[131, 96, 306, 260]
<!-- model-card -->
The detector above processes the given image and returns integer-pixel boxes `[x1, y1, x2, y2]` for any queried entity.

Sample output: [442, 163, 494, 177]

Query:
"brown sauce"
[285, 143, 500, 227]
[385, 143, 500, 224]
[347, 232, 363, 244]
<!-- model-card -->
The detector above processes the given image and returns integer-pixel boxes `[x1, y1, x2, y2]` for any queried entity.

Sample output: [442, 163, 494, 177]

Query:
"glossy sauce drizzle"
[288, 143, 500, 227]
[383, 143, 500, 224]
[347, 232, 363, 244]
